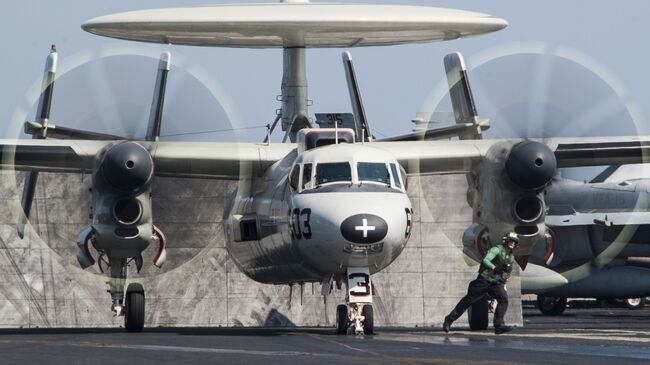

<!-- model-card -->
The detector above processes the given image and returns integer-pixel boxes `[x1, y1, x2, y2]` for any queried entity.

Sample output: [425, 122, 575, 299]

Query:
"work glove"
[493, 266, 503, 275]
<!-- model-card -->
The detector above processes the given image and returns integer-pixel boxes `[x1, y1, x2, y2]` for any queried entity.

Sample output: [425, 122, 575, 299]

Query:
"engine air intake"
[514, 196, 544, 223]
[113, 198, 142, 225]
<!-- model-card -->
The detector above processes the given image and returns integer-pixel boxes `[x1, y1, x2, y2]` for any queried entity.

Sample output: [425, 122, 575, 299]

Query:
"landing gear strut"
[336, 267, 374, 335]
[107, 257, 146, 332]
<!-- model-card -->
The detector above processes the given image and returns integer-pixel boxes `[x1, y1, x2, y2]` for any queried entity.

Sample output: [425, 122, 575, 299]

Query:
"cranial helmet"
[502, 232, 519, 247]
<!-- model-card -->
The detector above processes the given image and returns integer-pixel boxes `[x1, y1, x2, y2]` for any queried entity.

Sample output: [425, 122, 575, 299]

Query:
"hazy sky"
[2, 0, 650, 146]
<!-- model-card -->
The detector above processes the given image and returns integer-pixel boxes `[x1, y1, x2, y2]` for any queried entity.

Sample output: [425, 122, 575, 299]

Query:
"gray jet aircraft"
[522, 168, 650, 315]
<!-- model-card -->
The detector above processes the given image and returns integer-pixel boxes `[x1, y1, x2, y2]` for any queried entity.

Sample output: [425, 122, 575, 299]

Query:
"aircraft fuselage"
[224, 143, 412, 284]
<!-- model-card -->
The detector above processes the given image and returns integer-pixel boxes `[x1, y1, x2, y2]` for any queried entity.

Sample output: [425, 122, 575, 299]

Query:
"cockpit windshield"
[316, 162, 351, 185]
[357, 162, 389, 184]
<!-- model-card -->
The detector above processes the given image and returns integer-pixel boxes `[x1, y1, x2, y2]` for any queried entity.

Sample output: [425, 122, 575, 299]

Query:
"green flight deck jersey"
[479, 245, 514, 284]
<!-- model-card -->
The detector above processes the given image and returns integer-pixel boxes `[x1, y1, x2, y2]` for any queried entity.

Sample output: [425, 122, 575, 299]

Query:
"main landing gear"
[336, 267, 374, 335]
[106, 257, 146, 332]
[467, 297, 489, 330]
[537, 295, 567, 316]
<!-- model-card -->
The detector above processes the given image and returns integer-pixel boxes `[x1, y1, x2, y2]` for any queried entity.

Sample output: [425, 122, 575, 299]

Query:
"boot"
[442, 315, 453, 333]
[494, 325, 513, 335]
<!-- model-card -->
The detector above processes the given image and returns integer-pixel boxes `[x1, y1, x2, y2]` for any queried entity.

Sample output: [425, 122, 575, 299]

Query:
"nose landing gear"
[336, 267, 374, 335]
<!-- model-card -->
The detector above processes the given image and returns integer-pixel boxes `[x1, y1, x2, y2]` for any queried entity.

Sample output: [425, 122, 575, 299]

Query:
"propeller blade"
[342, 52, 371, 142]
[17, 171, 38, 239]
[589, 165, 621, 183]
[18, 45, 58, 238]
[145, 52, 171, 141]
[443, 52, 488, 139]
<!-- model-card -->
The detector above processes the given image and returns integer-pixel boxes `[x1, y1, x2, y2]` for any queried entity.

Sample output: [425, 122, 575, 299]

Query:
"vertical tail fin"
[342, 52, 372, 142]
[444, 52, 489, 139]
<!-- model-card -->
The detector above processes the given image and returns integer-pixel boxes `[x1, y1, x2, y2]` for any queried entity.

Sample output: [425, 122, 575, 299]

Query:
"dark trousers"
[448, 276, 509, 327]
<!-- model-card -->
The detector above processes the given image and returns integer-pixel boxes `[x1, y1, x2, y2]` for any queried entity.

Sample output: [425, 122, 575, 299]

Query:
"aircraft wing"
[374, 136, 650, 175]
[371, 140, 486, 174]
[546, 137, 650, 168]
[546, 211, 650, 227]
[0, 139, 103, 173]
[151, 141, 295, 179]
[0, 139, 295, 179]
[2, 135, 650, 178]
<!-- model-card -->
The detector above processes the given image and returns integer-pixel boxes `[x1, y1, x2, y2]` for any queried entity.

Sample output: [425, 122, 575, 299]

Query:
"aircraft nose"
[340, 214, 388, 244]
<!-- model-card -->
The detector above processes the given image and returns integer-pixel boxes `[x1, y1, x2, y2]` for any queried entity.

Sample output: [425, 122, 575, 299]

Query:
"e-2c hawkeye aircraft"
[7, 1, 650, 334]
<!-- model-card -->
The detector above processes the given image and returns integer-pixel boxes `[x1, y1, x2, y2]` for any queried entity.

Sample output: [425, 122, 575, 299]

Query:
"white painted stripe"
[96, 343, 309, 357]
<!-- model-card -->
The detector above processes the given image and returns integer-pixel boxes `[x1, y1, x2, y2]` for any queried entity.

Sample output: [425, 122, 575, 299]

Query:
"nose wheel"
[361, 304, 374, 334]
[336, 267, 374, 335]
[336, 303, 374, 335]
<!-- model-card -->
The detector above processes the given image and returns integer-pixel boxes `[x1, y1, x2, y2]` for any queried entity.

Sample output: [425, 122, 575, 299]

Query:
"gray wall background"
[0, 172, 521, 329]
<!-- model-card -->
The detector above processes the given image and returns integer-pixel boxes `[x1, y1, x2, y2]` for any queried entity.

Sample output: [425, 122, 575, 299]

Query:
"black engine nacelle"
[98, 141, 154, 193]
[505, 140, 556, 190]
[89, 142, 155, 259]
[464, 141, 557, 262]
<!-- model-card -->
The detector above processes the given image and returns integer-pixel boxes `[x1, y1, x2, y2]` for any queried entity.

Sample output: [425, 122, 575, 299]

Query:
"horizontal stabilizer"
[24, 121, 123, 140]
[379, 122, 489, 142]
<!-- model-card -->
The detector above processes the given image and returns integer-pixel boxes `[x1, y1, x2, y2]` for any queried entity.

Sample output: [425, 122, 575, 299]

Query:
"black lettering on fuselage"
[289, 208, 312, 240]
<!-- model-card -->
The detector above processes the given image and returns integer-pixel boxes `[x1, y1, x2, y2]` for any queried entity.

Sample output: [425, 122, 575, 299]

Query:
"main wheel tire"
[537, 295, 567, 315]
[468, 298, 489, 330]
[335, 304, 348, 335]
[362, 305, 374, 335]
[626, 298, 645, 310]
[125, 283, 145, 333]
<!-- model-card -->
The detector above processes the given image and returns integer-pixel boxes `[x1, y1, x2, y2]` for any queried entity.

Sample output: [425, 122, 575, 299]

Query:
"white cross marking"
[355, 218, 375, 238]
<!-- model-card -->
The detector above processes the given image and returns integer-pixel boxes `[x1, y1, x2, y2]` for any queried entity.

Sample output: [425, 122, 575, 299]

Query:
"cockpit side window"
[400, 164, 408, 190]
[357, 162, 389, 185]
[390, 163, 402, 189]
[289, 165, 300, 191]
[302, 163, 313, 190]
[316, 162, 351, 185]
